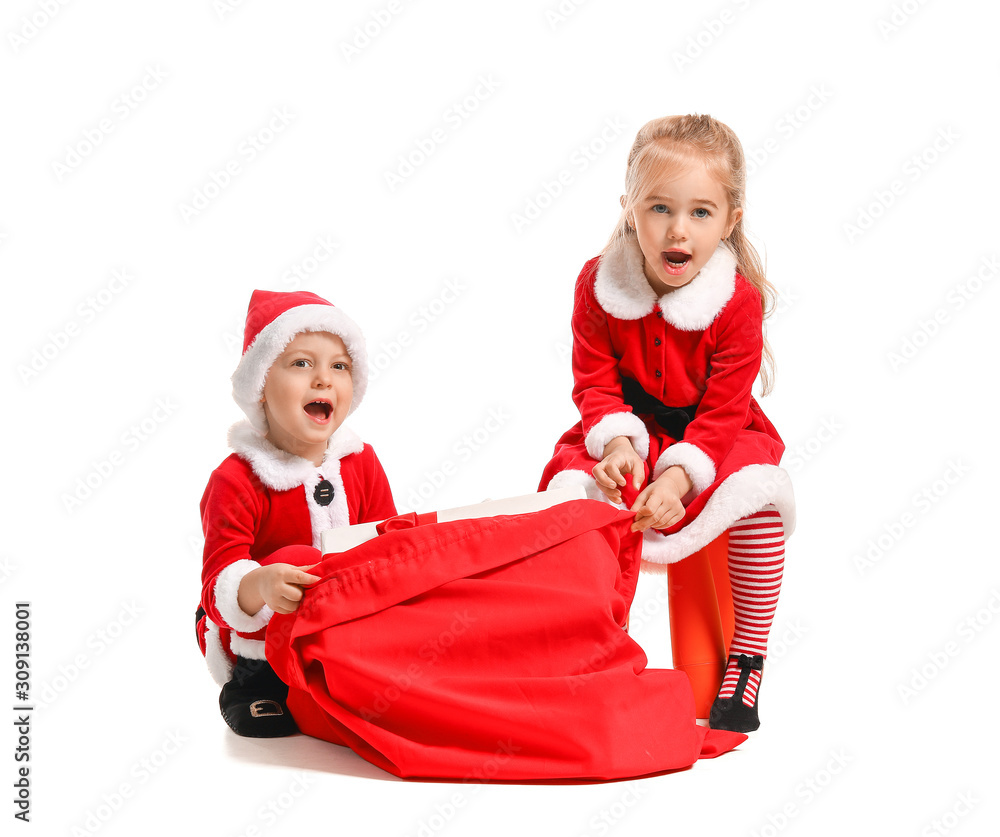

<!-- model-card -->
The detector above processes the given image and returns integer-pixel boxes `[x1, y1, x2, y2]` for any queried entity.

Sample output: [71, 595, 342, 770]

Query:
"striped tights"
[717, 504, 785, 706]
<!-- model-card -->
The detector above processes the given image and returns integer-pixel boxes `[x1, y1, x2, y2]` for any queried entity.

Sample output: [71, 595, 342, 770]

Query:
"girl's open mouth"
[661, 250, 692, 276]
[304, 401, 333, 423]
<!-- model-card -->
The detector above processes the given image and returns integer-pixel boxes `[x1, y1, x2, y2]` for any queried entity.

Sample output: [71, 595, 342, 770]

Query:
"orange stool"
[667, 533, 734, 718]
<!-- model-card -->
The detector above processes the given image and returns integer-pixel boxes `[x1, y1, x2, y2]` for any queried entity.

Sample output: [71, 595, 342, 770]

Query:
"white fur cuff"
[585, 412, 650, 461]
[546, 468, 609, 503]
[204, 619, 234, 687]
[640, 464, 796, 569]
[653, 442, 716, 494]
[229, 635, 267, 661]
[214, 559, 275, 634]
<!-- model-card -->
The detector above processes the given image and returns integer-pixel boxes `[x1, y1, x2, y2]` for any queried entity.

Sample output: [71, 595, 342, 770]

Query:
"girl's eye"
[652, 204, 669, 214]
[693, 208, 710, 219]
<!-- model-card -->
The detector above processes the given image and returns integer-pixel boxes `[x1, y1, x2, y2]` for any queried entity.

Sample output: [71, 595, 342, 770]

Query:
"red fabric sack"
[265, 499, 745, 781]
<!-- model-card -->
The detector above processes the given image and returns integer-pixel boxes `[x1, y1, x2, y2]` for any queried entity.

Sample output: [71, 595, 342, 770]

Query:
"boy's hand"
[593, 436, 644, 504]
[238, 563, 321, 616]
[630, 474, 686, 533]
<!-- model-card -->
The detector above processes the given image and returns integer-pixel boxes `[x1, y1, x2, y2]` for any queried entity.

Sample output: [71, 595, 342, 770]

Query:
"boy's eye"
[333, 362, 350, 371]
[693, 208, 710, 219]
[292, 359, 310, 368]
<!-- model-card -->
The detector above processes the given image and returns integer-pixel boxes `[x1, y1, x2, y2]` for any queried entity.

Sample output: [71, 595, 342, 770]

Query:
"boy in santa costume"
[195, 290, 397, 737]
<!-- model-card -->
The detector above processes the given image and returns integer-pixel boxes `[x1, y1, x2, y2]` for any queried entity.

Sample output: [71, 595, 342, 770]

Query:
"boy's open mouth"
[304, 401, 333, 422]
[661, 250, 692, 276]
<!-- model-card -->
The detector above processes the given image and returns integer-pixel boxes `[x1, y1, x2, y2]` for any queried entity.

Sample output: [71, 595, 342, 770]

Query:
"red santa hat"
[232, 290, 368, 434]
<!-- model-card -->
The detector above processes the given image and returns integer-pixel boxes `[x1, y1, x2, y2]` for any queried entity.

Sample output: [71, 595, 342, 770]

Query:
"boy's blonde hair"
[605, 114, 776, 395]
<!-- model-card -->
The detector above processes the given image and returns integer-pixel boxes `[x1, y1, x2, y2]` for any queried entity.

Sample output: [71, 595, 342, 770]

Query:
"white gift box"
[320, 486, 588, 555]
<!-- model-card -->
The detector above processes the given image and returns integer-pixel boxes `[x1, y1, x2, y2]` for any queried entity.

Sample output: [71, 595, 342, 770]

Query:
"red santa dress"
[539, 238, 796, 567]
[196, 421, 397, 685]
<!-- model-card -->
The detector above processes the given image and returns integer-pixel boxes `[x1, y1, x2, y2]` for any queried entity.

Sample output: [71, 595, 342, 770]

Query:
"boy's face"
[261, 331, 353, 464]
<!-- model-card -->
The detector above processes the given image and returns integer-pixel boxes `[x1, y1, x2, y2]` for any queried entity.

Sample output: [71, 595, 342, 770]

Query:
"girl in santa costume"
[539, 114, 796, 733]
[195, 289, 396, 737]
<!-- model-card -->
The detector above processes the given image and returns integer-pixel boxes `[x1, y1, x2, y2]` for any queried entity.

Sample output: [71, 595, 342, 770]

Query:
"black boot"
[219, 656, 298, 738]
[709, 654, 763, 733]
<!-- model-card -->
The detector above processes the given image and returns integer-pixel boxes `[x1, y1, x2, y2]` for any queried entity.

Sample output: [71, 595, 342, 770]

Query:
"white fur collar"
[227, 420, 364, 490]
[594, 236, 737, 330]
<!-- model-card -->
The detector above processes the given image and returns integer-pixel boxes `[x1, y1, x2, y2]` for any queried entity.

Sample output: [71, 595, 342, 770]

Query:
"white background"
[3, 0, 999, 834]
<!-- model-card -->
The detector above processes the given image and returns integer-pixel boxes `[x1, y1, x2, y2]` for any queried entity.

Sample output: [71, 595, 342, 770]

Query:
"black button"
[654, 338, 662, 346]
[655, 369, 662, 378]
[313, 479, 335, 506]
[656, 311, 663, 319]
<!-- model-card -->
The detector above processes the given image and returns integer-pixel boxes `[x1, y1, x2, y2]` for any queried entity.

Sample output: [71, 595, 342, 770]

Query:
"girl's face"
[629, 159, 741, 295]
[261, 331, 353, 465]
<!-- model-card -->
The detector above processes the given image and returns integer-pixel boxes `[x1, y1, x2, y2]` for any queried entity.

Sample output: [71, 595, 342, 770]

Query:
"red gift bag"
[265, 499, 745, 781]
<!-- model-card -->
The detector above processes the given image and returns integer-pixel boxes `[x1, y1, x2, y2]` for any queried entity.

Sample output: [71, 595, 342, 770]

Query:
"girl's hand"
[593, 436, 645, 504]
[238, 563, 321, 616]
[630, 473, 686, 533]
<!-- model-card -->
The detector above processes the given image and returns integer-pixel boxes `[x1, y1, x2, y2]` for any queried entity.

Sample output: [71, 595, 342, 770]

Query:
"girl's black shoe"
[219, 656, 298, 738]
[709, 654, 763, 733]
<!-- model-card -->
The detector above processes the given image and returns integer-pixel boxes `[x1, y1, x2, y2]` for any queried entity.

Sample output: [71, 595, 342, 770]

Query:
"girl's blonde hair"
[605, 114, 776, 395]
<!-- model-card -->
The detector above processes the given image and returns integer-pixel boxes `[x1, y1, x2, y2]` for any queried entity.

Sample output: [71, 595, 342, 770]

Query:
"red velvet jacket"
[199, 421, 396, 677]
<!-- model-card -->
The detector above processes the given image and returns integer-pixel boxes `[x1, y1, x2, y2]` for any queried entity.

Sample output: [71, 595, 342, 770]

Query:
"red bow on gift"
[375, 512, 439, 535]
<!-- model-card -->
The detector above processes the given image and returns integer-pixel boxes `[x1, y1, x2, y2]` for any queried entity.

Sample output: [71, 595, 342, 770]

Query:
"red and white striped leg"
[717, 504, 785, 707]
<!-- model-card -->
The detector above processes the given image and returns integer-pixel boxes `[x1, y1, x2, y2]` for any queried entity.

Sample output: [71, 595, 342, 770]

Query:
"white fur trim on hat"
[232, 304, 369, 434]
[585, 411, 651, 461]
[595, 237, 737, 330]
